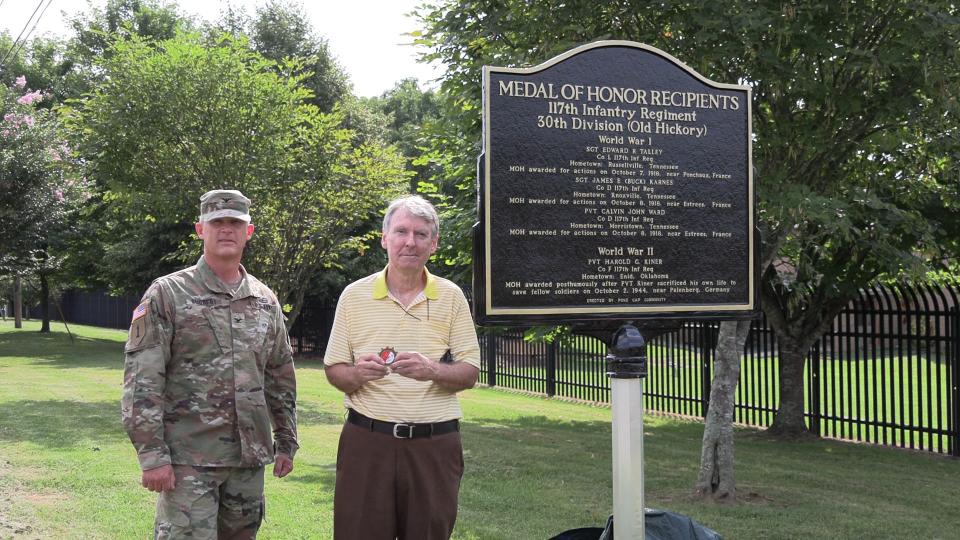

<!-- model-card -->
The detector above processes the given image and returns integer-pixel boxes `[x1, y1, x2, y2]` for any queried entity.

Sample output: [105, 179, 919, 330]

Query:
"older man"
[324, 195, 481, 540]
[122, 189, 297, 539]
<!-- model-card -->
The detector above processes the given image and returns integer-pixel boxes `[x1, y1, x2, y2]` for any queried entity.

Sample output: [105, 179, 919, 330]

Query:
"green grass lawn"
[1, 320, 959, 539]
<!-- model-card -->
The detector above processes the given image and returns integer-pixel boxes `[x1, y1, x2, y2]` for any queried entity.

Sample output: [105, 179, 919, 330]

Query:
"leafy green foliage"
[207, 0, 351, 114]
[367, 78, 442, 190]
[0, 77, 89, 278]
[65, 33, 407, 324]
[247, 0, 351, 113]
[66, 0, 188, 64]
[0, 76, 90, 330]
[67, 34, 307, 217]
[0, 35, 88, 108]
[409, 97, 481, 281]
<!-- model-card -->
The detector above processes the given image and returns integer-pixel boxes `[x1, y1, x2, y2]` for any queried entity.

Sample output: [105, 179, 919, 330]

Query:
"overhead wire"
[0, 0, 48, 68]
[6, 0, 56, 66]
[0, 0, 44, 66]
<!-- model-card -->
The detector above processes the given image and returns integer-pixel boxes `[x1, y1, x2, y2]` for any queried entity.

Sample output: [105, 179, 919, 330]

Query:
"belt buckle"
[392, 423, 413, 439]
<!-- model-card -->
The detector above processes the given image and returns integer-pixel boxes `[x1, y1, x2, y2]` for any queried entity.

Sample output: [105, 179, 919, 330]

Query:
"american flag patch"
[131, 302, 148, 322]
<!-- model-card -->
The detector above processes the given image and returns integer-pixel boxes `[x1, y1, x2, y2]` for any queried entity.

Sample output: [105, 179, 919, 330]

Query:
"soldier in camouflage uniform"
[122, 189, 298, 539]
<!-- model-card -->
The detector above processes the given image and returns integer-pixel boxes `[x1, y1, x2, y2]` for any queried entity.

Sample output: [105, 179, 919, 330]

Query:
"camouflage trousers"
[154, 465, 265, 540]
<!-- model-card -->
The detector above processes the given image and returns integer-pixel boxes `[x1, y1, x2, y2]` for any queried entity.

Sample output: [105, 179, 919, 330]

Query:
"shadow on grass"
[0, 402, 345, 459]
[284, 470, 336, 492]
[0, 331, 123, 369]
[291, 358, 327, 372]
[0, 398, 346, 449]
[459, 410, 894, 473]
[0, 399, 122, 448]
[297, 404, 344, 426]
[462, 412, 710, 451]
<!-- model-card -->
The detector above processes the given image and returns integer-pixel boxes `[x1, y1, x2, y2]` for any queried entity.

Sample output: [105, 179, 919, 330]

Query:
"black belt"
[347, 409, 459, 439]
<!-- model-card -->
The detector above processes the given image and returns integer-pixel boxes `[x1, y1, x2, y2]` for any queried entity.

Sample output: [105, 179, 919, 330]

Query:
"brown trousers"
[334, 421, 464, 540]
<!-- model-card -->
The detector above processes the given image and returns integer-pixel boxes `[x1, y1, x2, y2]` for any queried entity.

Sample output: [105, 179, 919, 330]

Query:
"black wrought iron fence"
[288, 302, 337, 356]
[479, 283, 960, 457]
[805, 284, 958, 455]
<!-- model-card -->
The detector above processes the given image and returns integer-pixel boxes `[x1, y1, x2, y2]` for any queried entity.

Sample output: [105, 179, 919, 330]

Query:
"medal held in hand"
[379, 347, 397, 366]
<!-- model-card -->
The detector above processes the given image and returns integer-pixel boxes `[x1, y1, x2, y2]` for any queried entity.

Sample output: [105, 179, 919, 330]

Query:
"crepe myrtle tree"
[1, 76, 90, 332]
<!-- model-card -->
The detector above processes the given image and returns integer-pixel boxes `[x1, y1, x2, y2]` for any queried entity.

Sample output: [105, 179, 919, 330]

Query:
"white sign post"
[606, 324, 648, 539]
[611, 377, 646, 539]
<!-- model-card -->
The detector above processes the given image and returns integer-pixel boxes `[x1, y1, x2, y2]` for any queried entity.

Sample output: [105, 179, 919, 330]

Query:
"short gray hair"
[382, 195, 440, 238]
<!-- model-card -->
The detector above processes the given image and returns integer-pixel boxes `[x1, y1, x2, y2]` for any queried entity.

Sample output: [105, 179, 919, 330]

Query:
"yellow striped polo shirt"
[323, 267, 481, 423]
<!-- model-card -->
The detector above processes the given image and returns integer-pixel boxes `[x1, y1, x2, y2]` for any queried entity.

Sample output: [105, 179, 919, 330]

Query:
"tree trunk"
[284, 285, 308, 331]
[39, 273, 50, 333]
[14, 276, 23, 329]
[768, 341, 812, 436]
[694, 319, 751, 501]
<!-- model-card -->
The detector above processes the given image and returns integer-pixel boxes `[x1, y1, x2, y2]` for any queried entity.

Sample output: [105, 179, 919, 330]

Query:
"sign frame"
[473, 40, 759, 326]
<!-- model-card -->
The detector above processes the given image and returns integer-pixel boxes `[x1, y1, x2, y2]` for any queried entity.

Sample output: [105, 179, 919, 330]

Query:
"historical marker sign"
[474, 40, 757, 325]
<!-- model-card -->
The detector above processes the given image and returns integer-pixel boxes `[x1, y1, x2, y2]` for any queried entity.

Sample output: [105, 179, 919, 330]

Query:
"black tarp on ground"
[549, 509, 722, 540]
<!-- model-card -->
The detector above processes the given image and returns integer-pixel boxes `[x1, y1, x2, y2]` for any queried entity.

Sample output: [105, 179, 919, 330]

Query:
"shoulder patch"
[131, 302, 148, 322]
[126, 302, 152, 352]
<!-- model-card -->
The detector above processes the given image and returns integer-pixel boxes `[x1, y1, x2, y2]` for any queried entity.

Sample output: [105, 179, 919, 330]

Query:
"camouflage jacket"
[121, 256, 298, 470]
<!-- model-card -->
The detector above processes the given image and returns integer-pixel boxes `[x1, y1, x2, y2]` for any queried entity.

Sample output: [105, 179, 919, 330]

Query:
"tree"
[694, 319, 750, 501]
[208, 0, 351, 114]
[67, 0, 188, 64]
[0, 35, 87, 108]
[395, 82, 480, 282]
[211, 1, 391, 163]
[65, 33, 407, 325]
[0, 76, 89, 332]
[368, 78, 441, 191]
[208, 2, 403, 308]
[414, 0, 960, 498]
[247, 108, 408, 325]
[0, 28, 106, 321]
[6, 1, 201, 296]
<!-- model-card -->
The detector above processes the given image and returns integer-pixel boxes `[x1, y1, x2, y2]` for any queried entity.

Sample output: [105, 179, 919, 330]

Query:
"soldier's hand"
[391, 352, 437, 381]
[355, 353, 390, 382]
[273, 454, 294, 478]
[142, 464, 175, 492]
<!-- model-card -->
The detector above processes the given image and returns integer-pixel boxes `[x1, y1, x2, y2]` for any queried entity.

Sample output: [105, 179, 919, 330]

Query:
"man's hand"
[392, 351, 479, 392]
[325, 354, 389, 394]
[273, 454, 294, 478]
[142, 464, 175, 492]
[391, 351, 437, 381]
[354, 353, 390, 382]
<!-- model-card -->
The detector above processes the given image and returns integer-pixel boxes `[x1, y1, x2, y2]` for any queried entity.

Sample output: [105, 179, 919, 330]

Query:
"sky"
[0, 0, 439, 97]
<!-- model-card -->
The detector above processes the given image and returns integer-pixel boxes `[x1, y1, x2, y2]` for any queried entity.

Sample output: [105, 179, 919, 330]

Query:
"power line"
[6, 0, 55, 66]
[0, 0, 45, 67]
[0, 0, 47, 68]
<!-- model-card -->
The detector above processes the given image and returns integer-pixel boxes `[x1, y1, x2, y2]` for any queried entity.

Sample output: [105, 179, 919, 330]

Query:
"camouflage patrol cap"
[199, 189, 251, 222]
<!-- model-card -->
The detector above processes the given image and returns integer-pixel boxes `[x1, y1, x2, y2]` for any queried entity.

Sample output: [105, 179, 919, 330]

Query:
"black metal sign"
[474, 41, 757, 325]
